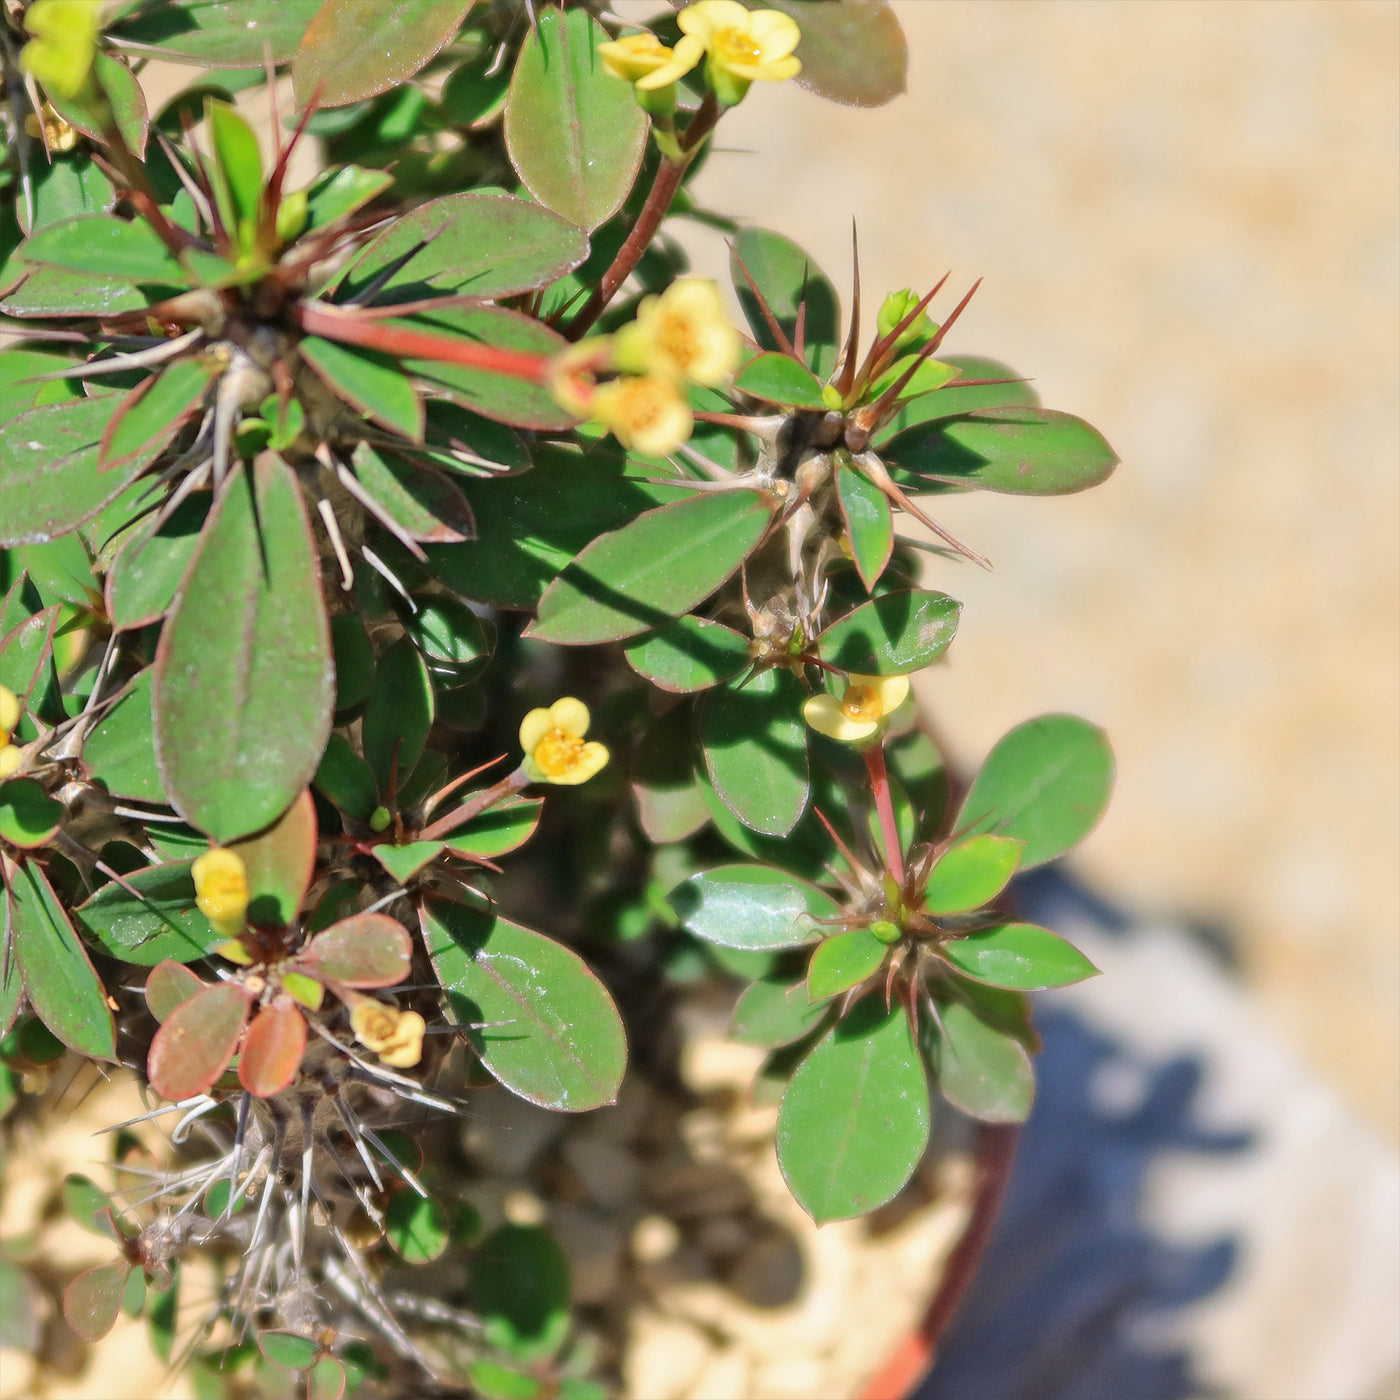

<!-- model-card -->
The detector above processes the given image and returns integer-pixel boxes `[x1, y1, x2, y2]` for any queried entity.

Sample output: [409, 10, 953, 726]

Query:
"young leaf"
[61, 1174, 114, 1235]
[922, 834, 1023, 915]
[733, 353, 829, 409]
[154, 457, 335, 844]
[145, 960, 204, 1024]
[701, 667, 810, 837]
[238, 1001, 306, 1097]
[63, 1261, 131, 1344]
[147, 980, 255, 1101]
[875, 355, 1040, 444]
[423, 899, 626, 1111]
[956, 714, 1114, 868]
[229, 789, 318, 927]
[504, 6, 647, 231]
[667, 864, 836, 951]
[11, 863, 117, 1061]
[835, 461, 894, 592]
[731, 228, 841, 378]
[933, 998, 1035, 1123]
[371, 840, 445, 884]
[815, 589, 961, 675]
[941, 923, 1099, 991]
[259, 1330, 321, 1370]
[294, 0, 473, 108]
[297, 914, 412, 989]
[776, 996, 930, 1223]
[207, 102, 264, 231]
[304, 164, 394, 229]
[528, 491, 769, 646]
[621, 615, 751, 693]
[806, 928, 887, 1001]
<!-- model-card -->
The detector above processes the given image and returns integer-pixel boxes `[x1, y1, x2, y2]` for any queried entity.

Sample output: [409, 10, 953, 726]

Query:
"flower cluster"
[0, 686, 21, 779]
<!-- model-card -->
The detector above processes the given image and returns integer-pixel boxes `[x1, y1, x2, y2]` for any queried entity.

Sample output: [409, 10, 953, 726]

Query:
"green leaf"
[668, 864, 836, 951]
[622, 615, 750, 693]
[733, 353, 828, 409]
[731, 975, 829, 1047]
[148, 980, 254, 1100]
[957, 714, 1114, 868]
[144, 960, 204, 1024]
[154, 458, 334, 843]
[469, 1362, 542, 1400]
[941, 923, 1099, 991]
[147, 1263, 179, 1361]
[423, 899, 626, 1111]
[776, 997, 929, 1222]
[430, 445, 676, 609]
[258, 1330, 321, 1371]
[20, 215, 183, 282]
[63, 1261, 130, 1344]
[62, 1174, 114, 1235]
[371, 840, 444, 883]
[472, 1224, 571, 1362]
[105, 495, 208, 630]
[385, 1190, 449, 1263]
[504, 6, 648, 231]
[207, 102, 263, 231]
[884, 407, 1118, 496]
[229, 789, 317, 927]
[331, 615, 375, 712]
[922, 834, 1023, 915]
[349, 443, 474, 543]
[816, 589, 961, 675]
[806, 928, 887, 1001]
[362, 637, 434, 796]
[300, 337, 423, 441]
[101, 359, 215, 470]
[337, 192, 588, 304]
[0, 265, 146, 319]
[441, 48, 511, 128]
[760, 0, 907, 108]
[110, 0, 325, 67]
[835, 459, 894, 592]
[11, 863, 116, 1060]
[294, 0, 473, 107]
[875, 355, 1039, 444]
[77, 860, 225, 966]
[528, 490, 769, 646]
[313, 734, 378, 819]
[0, 604, 59, 726]
[0, 779, 62, 849]
[304, 165, 394, 230]
[48, 51, 150, 157]
[403, 595, 490, 671]
[701, 668, 810, 837]
[0, 395, 153, 547]
[82, 668, 162, 801]
[933, 999, 1035, 1123]
[442, 794, 543, 859]
[731, 227, 840, 378]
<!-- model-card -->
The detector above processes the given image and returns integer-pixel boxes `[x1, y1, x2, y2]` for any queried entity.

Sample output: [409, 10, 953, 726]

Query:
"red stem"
[864, 741, 906, 887]
[857, 1123, 1020, 1400]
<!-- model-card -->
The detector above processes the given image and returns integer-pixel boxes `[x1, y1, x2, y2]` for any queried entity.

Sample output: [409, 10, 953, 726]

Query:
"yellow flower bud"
[613, 278, 740, 389]
[0, 686, 19, 746]
[19, 0, 102, 101]
[590, 374, 693, 458]
[598, 30, 705, 92]
[519, 698, 610, 787]
[0, 746, 21, 781]
[192, 848, 249, 940]
[803, 673, 910, 743]
[350, 999, 425, 1069]
[677, 1, 801, 105]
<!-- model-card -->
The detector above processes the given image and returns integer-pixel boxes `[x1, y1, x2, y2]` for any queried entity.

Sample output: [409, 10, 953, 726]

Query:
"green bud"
[821, 383, 845, 412]
[877, 289, 935, 350]
[870, 919, 902, 946]
[275, 189, 309, 247]
[369, 806, 392, 833]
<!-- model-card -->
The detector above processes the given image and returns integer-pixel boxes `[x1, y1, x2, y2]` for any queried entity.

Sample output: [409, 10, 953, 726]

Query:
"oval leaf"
[105, 495, 209, 631]
[0, 778, 62, 849]
[228, 789, 318, 928]
[361, 636, 434, 795]
[733, 352, 828, 409]
[20, 214, 183, 281]
[621, 615, 750, 693]
[238, 1001, 307, 1097]
[731, 975, 828, 1048]
[956, 714, 1114, 868]
[422, 899, 626, 1111]
[63, 1261, 130, 1344]
[529, 490, 770, 646]
[154, 456, 334, 843]
[767, 0, 908, 108]
[297, 914, 412, 988]
[110, 0, 324, 66]
[776, 997, 930, 1223]
[148, 980, 254, 1101]
[385, 1190, 449, 1264]
[934, 998, 1035, 1123]
[806, 927, 887, 1001]
[731, 227, 840, 378]
[78, 860, 224, 966]
[816, 589, 961, 675]
[504, 6, 647, 231]
[145, 960, 204, 1024]
[667, 864, 836, 951]
[835, 460, 894, 592]
[922, 834, 1023, 915]
[941, 923, 1099, 991]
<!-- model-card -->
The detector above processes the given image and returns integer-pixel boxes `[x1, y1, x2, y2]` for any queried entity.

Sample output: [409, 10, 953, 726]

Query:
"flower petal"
[519, 707, 556, 755]
[803, 693, 878, 743]
[548, 696, 591, 738]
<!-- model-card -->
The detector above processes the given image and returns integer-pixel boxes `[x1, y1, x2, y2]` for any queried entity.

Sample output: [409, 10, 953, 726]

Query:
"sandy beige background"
[684, 0, 1399, 1140]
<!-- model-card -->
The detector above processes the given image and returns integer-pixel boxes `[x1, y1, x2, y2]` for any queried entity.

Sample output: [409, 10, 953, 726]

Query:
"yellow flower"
[677, 0, 801, 103]
[591, 374, 693, 457]
[803, 673, 910, 743]
[519, 698, 610, 787]
[24, 104, 79, 153]
[0, 747, 21, 780]
[613, 278, 741, 388]
[351, 999, 425, 1069]
[0, 686, 19, 745]
[192, 848, 249, 940]
[598, 30, 704, 92]
[20, 0, 102, 100]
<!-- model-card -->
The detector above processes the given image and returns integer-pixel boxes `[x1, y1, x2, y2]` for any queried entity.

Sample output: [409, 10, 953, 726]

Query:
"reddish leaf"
[63, 1260, 130, 1343]
[145, 960, 204, 1024]
[296, 914, 412, 989]
[238, 1001, 307, 1097]
[148, 981, 254, 1101]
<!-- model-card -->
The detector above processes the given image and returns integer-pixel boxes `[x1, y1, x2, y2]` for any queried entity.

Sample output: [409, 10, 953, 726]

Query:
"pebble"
[550, 1204, 624, 1305]
[563, 1136, 642, 1212]
[631, 1213, 681, 1263]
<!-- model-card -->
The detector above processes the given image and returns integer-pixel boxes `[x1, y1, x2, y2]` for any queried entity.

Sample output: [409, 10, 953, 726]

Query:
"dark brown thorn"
[925, 277, 983, 355]
[859, 455, 992, 569]
[835, 219, 864, 398]
[811, 805, 868, 881]
[730, 245, 797, 358]
[422, 755, 510, 818]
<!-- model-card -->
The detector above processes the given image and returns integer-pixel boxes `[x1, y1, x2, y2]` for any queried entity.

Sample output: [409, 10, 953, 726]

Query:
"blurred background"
[678, 1, 1399, 1395]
